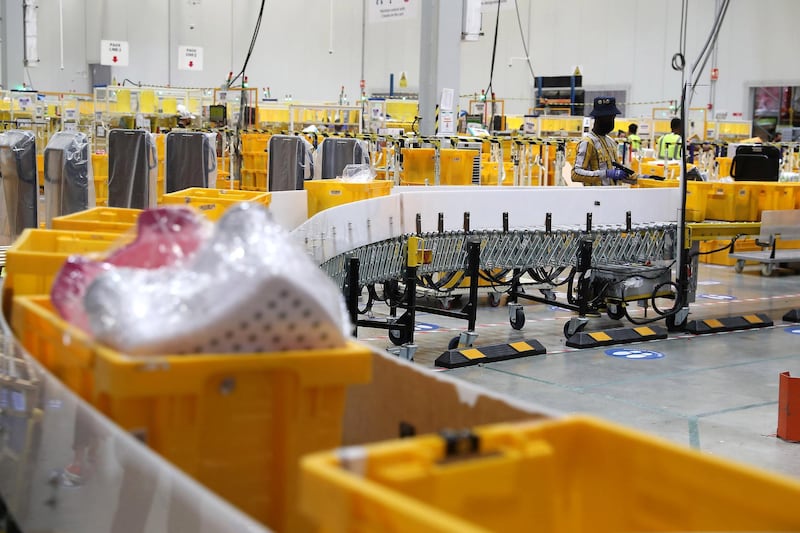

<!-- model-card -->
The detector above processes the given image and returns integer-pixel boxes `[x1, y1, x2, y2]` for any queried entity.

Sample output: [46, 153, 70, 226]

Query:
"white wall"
[20, 0, 800, 119]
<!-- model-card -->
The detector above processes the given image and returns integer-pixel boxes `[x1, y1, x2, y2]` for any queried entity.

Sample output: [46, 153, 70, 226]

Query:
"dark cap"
[589, 96, 622, 117]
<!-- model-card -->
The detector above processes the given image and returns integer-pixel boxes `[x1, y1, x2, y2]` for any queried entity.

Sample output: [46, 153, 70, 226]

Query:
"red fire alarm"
[711, 68, 719, 81]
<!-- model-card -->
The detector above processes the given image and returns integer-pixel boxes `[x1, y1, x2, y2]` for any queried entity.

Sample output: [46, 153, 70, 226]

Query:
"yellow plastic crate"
[716, 156, 733, 178]
[301, 416, 800, 533]
[686, 181, 712, 222]
[215, 175, 240, 190]
[51, 207, 142, 234]
[706, 183, 759, 221]
[241, 169, 268, 192]
[242, 150, 269, 171]
[480, 161, 512, 186]
[241, 132, 270, 152]
[36, 153, 44, 187]
[241, 169, 256, 190]
[12, 295, 372, 533]
[2, 229, 126, 318]
[160, 187, 271, 221]
[640, 160, 686, 179]
[635, 177, 678, 188]
[401, 149, 478, 186]
[305, 179, 393, 217]
[633, 179, 708, 221]
[154, 133, 165, 178]
[753, 182, 796, 217]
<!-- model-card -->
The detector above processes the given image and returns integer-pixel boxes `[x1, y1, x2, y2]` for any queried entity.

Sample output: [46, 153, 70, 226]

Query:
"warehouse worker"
[176, 104, 195, 128]
[572, 96, 632, 186]
[627, 123, 642, 152]
[657, 118, 682, 159]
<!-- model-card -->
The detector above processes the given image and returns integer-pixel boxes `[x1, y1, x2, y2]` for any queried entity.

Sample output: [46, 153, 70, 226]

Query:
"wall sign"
[178, 46, 204, 71]
[369, 0, 419, 23]
[100, 40, 130, 66]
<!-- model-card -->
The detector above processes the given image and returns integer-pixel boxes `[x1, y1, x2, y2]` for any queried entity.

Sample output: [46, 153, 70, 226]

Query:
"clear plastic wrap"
[266, 134, 314, 191]
[0, 130, 38, 239]
[107, 129, 158, 209]
[165, 131, 218, 192]
[51, 206, 211, 333]
[43, 131, 96, 228]
[316, 137, 370, 180]
[341, 163, 377, 182]
[83, 202, 350, 355]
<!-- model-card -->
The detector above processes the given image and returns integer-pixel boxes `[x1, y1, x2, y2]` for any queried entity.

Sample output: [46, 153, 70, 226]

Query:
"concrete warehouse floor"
[358, 262, 800, 478]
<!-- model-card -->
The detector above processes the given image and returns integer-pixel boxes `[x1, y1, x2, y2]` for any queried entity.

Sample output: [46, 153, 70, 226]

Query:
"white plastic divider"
[268, 190, 307, 231]
[398, 186, 680, 232]
[292, 194, 403, 264]
[292, 187, 680, 264]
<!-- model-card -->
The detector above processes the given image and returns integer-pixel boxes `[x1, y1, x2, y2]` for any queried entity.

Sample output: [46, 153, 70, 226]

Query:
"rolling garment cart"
[107, 129, 158, 209]
[267, 134, 313, 191]
[165, 131, 218, 193]
[43, 131, 95, 228]
[319, 137, 369, 180]
[0, 131, 38, 239]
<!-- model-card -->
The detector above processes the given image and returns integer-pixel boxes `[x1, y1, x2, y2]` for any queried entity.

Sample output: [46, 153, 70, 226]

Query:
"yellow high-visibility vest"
[658, 132, 681, 159]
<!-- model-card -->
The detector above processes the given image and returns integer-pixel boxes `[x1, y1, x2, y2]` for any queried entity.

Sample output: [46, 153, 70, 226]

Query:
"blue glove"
[606, 168, 628, 182]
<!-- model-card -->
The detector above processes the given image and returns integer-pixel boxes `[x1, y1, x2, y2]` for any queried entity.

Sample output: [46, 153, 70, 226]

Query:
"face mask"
[593, 116, 615, 136]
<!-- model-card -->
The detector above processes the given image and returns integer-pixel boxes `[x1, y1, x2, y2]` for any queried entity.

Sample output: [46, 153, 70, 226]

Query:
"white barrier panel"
[293, 187, 680, 263]
[292, 194, 402, 264]
[399, 187, 680, 232]
[268, 190, 307, 231]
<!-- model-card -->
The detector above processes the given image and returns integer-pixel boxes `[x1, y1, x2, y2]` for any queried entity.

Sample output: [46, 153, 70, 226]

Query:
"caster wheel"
[761, 263, 774, 277]
[510, 307, 526, 330]
[447, 336, 460, 350]
[539, 289, 556, 302]
[734, 260, 745, 274]
[389, 327, 410, 346]
[563, 320, 587, 338]
[488, 292, 502, 307]
[606, 303, 625, 321]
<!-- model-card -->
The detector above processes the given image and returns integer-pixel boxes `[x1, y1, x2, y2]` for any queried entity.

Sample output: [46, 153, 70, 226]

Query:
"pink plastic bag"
[51, 206, 209, 331]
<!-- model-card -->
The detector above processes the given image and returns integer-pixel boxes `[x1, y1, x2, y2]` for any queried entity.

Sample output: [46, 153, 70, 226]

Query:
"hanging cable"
[512, 0, 535, 81]
[484, 0, 502, 97]
[689, 0, 730, 97]
[671, 0, 688, 72]
[228, 0, 266, 88]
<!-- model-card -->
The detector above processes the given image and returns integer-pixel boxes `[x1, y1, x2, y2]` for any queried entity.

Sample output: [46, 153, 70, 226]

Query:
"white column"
[418, 0, 462, 137]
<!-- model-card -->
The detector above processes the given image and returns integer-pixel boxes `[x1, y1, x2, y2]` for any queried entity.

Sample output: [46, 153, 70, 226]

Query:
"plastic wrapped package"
[0, 130, 38, 239]
[316, 137, 370, 180]
[107, 129, 158, 209]
[165, 131, 218, 193]
[43, 131, 96, 227]
[83, 202, 350, 355]
[267, 134, 314, 191]
[51, 206, 211, 332]
[341, 163, 377, 182]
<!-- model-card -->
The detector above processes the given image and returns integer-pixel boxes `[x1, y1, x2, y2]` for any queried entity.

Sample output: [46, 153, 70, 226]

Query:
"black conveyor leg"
[464, 238, 481, 331]
[509, 268, 521, 303]
[577, 238, 593, 317]
[344, 256, 360, 336]
[404, 264, 418, 344]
